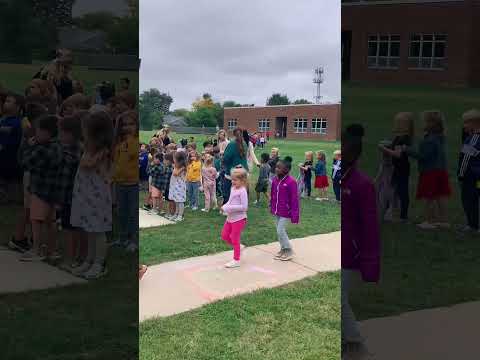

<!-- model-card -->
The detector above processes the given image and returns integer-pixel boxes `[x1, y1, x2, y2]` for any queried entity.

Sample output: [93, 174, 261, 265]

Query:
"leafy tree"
[73, 12, 117, 33]
[293, 99, 312, 105]
[223, 100, 242, 108]
[187, 107, 217, 127]
[139, 89, 172, 130]
[266, 93, 290, 106]
[192, 93, 215, 111]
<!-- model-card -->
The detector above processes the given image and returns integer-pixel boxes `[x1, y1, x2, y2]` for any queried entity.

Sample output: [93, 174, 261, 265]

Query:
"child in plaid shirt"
[20, 115, 63, 262]
[163, 152, 174, 218]
[56, 114, 83, 270]
[148, 153, 165, 215]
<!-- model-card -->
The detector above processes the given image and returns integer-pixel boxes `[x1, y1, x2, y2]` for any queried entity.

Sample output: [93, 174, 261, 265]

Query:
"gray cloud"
[140, 0, 340, 109]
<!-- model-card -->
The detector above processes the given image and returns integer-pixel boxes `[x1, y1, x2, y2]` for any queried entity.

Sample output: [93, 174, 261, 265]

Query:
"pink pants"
[204, 182, 216, 210]
[221, 218, 246, 261]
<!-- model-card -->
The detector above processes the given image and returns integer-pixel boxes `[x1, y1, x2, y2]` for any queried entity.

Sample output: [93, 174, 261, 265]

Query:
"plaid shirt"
[56, 143, 81, 205]
[21, 140, 63, 204]
[148, 163, 166, 191]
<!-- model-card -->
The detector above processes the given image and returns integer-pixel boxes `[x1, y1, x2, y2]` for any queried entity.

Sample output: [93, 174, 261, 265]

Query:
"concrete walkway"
[139, 231, 340, 321]
[139, 208, 173, 228]
[357, 301, 480, 359]
[0, 247, 86, 294]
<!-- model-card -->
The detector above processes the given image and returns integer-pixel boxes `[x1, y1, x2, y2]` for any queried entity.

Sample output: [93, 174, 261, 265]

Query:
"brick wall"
[342, 0, 476, 86]
[223, 104, 341, 141]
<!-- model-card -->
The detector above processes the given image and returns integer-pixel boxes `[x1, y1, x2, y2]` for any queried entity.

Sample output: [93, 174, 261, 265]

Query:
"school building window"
[294, 118, 308, 133]
[367, 34, 400, 69]
[228, 118, 237, 130]
[408, 33, 447, 70]
[312, 118, 327, 135]
[258, 118, 270, 132]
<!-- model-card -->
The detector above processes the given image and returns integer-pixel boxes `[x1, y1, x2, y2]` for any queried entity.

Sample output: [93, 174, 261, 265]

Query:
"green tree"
[73, 11, 117, 33]
[187, 107, 217, 127]
[266, 93, 290, 106]
[139, 89, 172, 130]
[293, 99, 312, 105]
[223, 100, 242, 108]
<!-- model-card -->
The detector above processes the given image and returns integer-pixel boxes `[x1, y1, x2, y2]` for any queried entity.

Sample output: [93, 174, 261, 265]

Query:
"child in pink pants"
[221, 167, 249, 268]
[201, 154, 218, 212]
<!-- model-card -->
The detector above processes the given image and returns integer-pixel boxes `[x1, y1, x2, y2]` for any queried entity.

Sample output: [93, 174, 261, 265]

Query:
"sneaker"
[58, 262, 74, 273]
[278, 249, 294, 261]
[142, 204, 152, 211]
[191, 206, 198, 211]
[72, 261, 92, 276]
[8, 237, 30, 253]
[148, 209, 156, 215]
[201, 208, 209, 212]
[19, 250, 45, 262]
[253, 200, 258, 204]
[83, 263, 107, 279]
[417, 222, 437, 230]
[47, 252, 62, 262]
[164, 214, 173, 220]
[315, 197, 321, 201]
[434, 222, 451, 229]
[173, 216, 184, 222]
[274, 249, 285, 259]
[224, 260, 240, 268]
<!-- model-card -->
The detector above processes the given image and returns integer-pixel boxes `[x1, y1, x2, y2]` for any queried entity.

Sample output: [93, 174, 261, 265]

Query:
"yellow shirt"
[113, 135, 139, 184]
[186, 160, 202, 182]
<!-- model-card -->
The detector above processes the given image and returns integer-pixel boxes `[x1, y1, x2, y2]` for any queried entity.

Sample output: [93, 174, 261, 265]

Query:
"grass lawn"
[140, 272, 340, 360]
[0, 63, 139, 97]
[139, 131, 341, 265]
[0, 204, 138, 359]
[342, 82, 480, 320]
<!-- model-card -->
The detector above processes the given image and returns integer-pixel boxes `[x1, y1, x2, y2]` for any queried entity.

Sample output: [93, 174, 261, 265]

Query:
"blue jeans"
[116, 184, 139, 245]
[187, 181, 200, 208]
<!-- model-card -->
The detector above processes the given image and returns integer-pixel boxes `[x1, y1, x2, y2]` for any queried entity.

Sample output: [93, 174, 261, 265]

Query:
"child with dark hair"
[270, 156, 300, 261]
[341, 124, 380, 357]
[254, 153, 271, 205]
[149, 153, 165, 215]
[20, 115, 63, 262]
[163, 152, 175, 218]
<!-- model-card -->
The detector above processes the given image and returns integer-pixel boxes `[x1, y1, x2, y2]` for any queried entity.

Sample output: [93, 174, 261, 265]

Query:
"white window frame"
[293, 118, 308, 134]
[258, 118, 270, 132]
[227, 118, 237, 130]
[367, 34, 401, 69]
[312, 118, 327, 135]
[408, 33, 447, 70]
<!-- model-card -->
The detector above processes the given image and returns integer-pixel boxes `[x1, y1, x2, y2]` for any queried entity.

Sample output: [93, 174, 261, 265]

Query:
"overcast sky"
[140, 0, 340, 110]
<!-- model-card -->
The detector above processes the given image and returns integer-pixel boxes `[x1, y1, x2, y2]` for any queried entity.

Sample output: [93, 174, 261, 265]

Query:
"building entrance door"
[342, 30, 352, 81]
[275, 117, 287, 138]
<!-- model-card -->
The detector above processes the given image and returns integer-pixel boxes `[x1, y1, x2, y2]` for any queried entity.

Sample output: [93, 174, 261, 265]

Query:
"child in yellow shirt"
[113, 111, 139, 251]
[186, 151, 202, 211]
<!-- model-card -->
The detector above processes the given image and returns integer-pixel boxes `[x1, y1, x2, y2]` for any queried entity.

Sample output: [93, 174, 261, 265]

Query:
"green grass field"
[0, 63, 139, 97]
[342, 82, 480, 320]
[140, 272, 340, 360]
[139, 131, 341, 265]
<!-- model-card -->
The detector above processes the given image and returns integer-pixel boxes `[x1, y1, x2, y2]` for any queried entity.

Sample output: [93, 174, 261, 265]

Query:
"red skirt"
[314, 175, 329, 189]
[416, 169, 452, 200]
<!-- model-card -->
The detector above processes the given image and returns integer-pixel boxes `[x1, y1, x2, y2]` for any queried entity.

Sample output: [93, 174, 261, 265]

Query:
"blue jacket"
[314, 160, 326, 176]
[139, 151, 149, 181]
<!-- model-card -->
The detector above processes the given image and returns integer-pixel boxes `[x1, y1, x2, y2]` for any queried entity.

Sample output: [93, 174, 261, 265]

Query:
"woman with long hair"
[222, 128, 248, 202]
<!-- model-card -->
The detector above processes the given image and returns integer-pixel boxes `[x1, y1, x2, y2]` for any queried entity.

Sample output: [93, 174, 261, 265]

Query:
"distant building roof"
[58, 27, 108, 52]
[163, 114, 187, 127]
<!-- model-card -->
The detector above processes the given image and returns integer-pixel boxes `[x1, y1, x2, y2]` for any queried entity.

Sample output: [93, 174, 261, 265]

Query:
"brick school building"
[342, 0, 480, 87]
[223, 104, 341, 141]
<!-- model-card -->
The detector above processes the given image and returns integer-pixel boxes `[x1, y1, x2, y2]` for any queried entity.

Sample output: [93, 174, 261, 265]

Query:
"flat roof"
[342, 0, 464, 6]
[224, 103, 340, 110]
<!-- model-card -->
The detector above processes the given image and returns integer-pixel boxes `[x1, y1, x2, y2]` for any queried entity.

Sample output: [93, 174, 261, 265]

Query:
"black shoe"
[8, 237, 30, 253]
[142, 204, 152, 211]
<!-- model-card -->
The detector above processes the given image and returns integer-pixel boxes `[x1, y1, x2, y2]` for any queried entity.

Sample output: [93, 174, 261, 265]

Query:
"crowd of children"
[139, 127, 342, 268]
[0, 51, 137, 279]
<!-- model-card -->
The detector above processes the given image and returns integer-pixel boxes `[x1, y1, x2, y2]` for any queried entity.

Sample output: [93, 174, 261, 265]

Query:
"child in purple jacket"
[270, 156, 300, 261]
[341, 124, 380, 356]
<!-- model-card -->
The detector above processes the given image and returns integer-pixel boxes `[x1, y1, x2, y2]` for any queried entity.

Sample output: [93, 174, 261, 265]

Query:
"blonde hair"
[204, 154, 214, 167]
[463, 109, 480, 126]
[333, 150, 341, 156]
[231, 167, 248, 187]
[393, 112, 414, 137]
[422, 110, 445, 135]
[271, 147, 279, 155]
[316, 151, 326, 161]
[305, 151, 314, 161]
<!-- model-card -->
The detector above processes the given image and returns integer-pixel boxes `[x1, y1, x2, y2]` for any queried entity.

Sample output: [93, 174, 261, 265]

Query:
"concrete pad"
[359, 301, 480, 359]
[139, 209, 173, 228]
[0, 247, 86, 294]
[139, 232, 340, 321]
[256, 232, 341, 272]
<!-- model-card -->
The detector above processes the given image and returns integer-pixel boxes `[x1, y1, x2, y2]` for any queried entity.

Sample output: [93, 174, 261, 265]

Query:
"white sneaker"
[225, 260, 240, 268]
[19, 250, 45, 262]
[253, 200, 258, 204]
[173, 216, 183, 222]
[417, 222, 437, 230]
[148, 209, 156, 215]
[192, 206, 198, 211]
[72, 262, 92, 276]
[201, 208, 209, 212]
[83, 263, 107, 279]
[315, 197, 321, 201]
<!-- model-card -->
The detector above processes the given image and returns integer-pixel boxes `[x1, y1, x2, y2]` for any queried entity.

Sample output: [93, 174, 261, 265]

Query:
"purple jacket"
[341, 166, 381, 282]
[270, 175, 300, 223]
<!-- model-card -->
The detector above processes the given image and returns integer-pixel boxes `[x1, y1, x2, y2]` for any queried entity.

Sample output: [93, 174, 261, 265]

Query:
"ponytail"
[233, 128, 246, 158]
